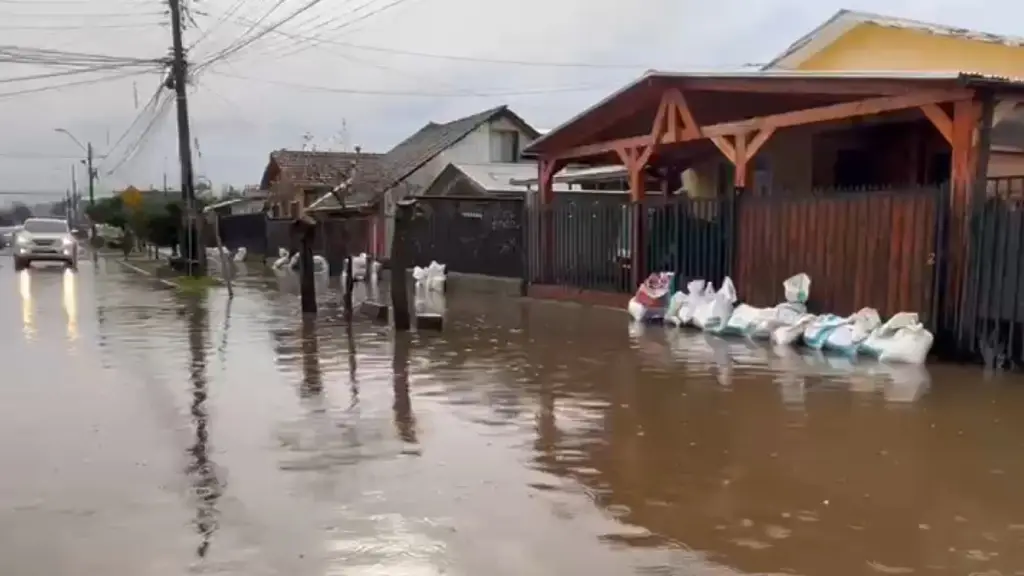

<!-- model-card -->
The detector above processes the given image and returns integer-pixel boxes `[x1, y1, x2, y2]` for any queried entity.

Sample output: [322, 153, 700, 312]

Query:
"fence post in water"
[341, 221, 355, 320]
[293, 215, 317, 316]
[391, 199, 415, 331]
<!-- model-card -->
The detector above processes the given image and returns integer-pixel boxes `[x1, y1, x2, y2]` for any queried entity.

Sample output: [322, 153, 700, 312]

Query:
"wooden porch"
[524, 71, 1024, 317]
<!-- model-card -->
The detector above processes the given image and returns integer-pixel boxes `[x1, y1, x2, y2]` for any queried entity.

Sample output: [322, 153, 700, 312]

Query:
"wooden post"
[390, 199, 413, 331]
[391, 331, 416, 443]
[341, 222, 354, 319]
[208, 210, 233, 298]
[538, 158, 563, 284]
[300, 315, 322, 396]
[294, 215, 317, 316]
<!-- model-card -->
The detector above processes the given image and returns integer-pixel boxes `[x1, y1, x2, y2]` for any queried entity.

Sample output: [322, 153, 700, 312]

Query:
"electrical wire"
[0, 62, 160, 85]
[103, 95, 174, 176]
[0, 45, 164, 66]
[0, 68, 158, 100]
[0, 22, 166, 31]
[186, 0, 253, 50]
[261, 0, 415, 63]
[100, 83, 170, 172]
[211, 70, 615, 97]
[194, 0, 328, 74]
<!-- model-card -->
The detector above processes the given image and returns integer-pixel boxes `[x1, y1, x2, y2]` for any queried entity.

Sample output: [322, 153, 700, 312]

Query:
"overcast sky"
[0, 0, 1020, 203]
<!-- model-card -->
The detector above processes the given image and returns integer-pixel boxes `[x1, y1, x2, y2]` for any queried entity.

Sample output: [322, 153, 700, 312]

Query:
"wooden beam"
[678, 77, 967, 96]
[920, 103, 953, 144]
[664, 88, 701, 141]
[551, 89, 973, 161]
[746, 127, 776, 159]
[734, 133, 749, 189]
[702, 89, 973, 137]
[709, 136, 736, 164]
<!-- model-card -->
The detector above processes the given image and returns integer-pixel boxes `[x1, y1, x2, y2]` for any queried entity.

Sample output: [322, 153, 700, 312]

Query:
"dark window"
[834, 148, 874, 188]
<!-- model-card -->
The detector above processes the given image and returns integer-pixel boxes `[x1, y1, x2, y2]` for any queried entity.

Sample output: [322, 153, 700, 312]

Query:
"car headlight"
[62, 236, 74, 246]
[15, 235, 29, 245]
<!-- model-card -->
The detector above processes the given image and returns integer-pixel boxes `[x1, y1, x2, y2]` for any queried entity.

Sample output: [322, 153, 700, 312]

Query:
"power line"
[0, 152, 96, 159]
[0, 22, 166, 30]
[0, 62, 159, 84]
[0, 68, 157, 99]
[212, 70, 616, 97]
[263, 0, 419, 63]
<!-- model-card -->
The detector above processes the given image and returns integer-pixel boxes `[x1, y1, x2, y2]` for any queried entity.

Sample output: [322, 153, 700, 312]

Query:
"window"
[23, 219, 69, 233]
[490, 130, 520, 163]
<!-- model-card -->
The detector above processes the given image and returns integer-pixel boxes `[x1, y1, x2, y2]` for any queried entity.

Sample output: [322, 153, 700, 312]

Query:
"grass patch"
[172, 274, 220, 293]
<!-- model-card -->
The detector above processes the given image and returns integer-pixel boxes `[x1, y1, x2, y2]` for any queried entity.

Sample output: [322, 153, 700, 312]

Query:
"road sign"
[121, 186, 142, 209]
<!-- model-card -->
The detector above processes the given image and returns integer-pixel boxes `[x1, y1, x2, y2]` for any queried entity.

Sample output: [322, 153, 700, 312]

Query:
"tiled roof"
[313, 105, 540, 210]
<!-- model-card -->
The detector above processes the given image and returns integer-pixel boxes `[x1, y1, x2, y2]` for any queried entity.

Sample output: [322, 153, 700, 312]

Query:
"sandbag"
[803, 314, 848, 350]
[664, 291, 688, 327]
[676, 280, 711, 326]
[784, 273, 811, 304]
[861, 312, 933, 365]
[823, 307, 881, 356]
[770, 313, 816, 346]
[693, 277, 736, 333]
[627, 272, 675, 323]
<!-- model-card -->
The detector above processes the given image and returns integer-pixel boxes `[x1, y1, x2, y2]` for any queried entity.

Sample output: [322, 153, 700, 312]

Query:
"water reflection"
[18, 270, 33, 340]
[183, 298, 222, 560]
[392, 332, 416, 445]
[300, 317, 322, 398]
[61, 269, 78, 343]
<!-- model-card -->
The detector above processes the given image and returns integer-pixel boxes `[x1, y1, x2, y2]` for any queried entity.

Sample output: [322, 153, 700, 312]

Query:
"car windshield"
[23, 220, 69, 234]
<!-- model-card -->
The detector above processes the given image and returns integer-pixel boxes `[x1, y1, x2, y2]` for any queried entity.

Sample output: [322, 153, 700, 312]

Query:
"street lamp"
[54, 128, 97, 238]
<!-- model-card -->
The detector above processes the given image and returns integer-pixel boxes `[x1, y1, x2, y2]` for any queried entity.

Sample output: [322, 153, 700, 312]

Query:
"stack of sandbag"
[665, 279, 709, 327]
[626, 272, 676, 323]
[413, 261, 447, 293]
[723, 273, 812, 338]
[803, 307, 882, 355]
[692, 277, 737, 333]
[860, 312, 934, 365]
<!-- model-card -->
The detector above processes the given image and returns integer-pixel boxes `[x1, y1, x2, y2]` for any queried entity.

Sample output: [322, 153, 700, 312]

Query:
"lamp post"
[54, 128, 97, 238]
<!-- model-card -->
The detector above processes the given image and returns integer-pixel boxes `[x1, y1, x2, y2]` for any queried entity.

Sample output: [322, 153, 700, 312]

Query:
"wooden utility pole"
[167, 0, 201, 276]
[294, 215, 317, 316]
[390, 199, 414, 331]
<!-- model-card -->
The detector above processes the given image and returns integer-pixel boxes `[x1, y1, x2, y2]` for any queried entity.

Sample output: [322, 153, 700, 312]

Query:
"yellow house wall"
[796, 23, 1024, 76]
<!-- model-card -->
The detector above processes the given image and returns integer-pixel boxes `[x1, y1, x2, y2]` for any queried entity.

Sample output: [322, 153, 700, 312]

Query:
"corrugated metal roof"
[766, 9, 1024, 70]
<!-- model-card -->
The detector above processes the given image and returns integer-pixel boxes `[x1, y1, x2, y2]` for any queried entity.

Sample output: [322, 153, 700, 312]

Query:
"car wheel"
[13, 258, 28, 271]
[65, 259, 78, 271]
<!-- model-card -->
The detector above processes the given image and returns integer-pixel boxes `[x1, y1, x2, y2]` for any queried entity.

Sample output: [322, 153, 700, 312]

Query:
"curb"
[108, 257, 181, 289]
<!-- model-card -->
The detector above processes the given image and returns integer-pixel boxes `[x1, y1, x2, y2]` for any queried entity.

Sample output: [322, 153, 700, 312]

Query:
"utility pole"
[70, 165, 78, 227]
[86, 142, 95, 239]
[167, 0, 201, 276]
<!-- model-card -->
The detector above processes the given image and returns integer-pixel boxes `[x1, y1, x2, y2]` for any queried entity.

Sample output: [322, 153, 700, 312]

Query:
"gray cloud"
[1, 0, 1021, 196]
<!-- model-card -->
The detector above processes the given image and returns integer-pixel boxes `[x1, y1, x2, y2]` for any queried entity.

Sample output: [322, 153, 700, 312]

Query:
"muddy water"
[2, 260, 1024, 575]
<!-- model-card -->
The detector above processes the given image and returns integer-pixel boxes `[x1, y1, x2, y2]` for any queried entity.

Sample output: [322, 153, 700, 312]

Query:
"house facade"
[680, 9, 1024, 197]
[371, 106, 541, 255]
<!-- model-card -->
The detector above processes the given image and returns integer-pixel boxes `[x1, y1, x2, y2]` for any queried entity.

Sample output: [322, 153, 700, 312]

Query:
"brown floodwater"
[2, 258, 1024, 575]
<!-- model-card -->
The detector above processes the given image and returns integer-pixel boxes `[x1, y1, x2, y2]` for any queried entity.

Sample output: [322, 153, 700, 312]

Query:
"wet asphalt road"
[2, 256, 1024, 575]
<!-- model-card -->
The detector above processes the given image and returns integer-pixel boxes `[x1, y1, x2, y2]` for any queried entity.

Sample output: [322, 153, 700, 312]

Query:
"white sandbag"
[749, 301, 809, 339]
[862, 312, 933, 365]
[627, 298, 647, 323]
[770, 314, 816, 346]
[784, 273, 811, 304]
[723, 303, 772, 335]
[823, 307, 882, 356]
[878, 325, 934, 365]
[803, 314, 848, 350]
[677, 281, 713, 326]
[627, 272, 676, 323]
[664, 291, 688, 327]
[860, 312, 919, 357]
[693, 279, 736, 333]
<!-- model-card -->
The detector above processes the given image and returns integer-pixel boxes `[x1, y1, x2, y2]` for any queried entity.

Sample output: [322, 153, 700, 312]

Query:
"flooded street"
[3, 258, 1024, 575]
